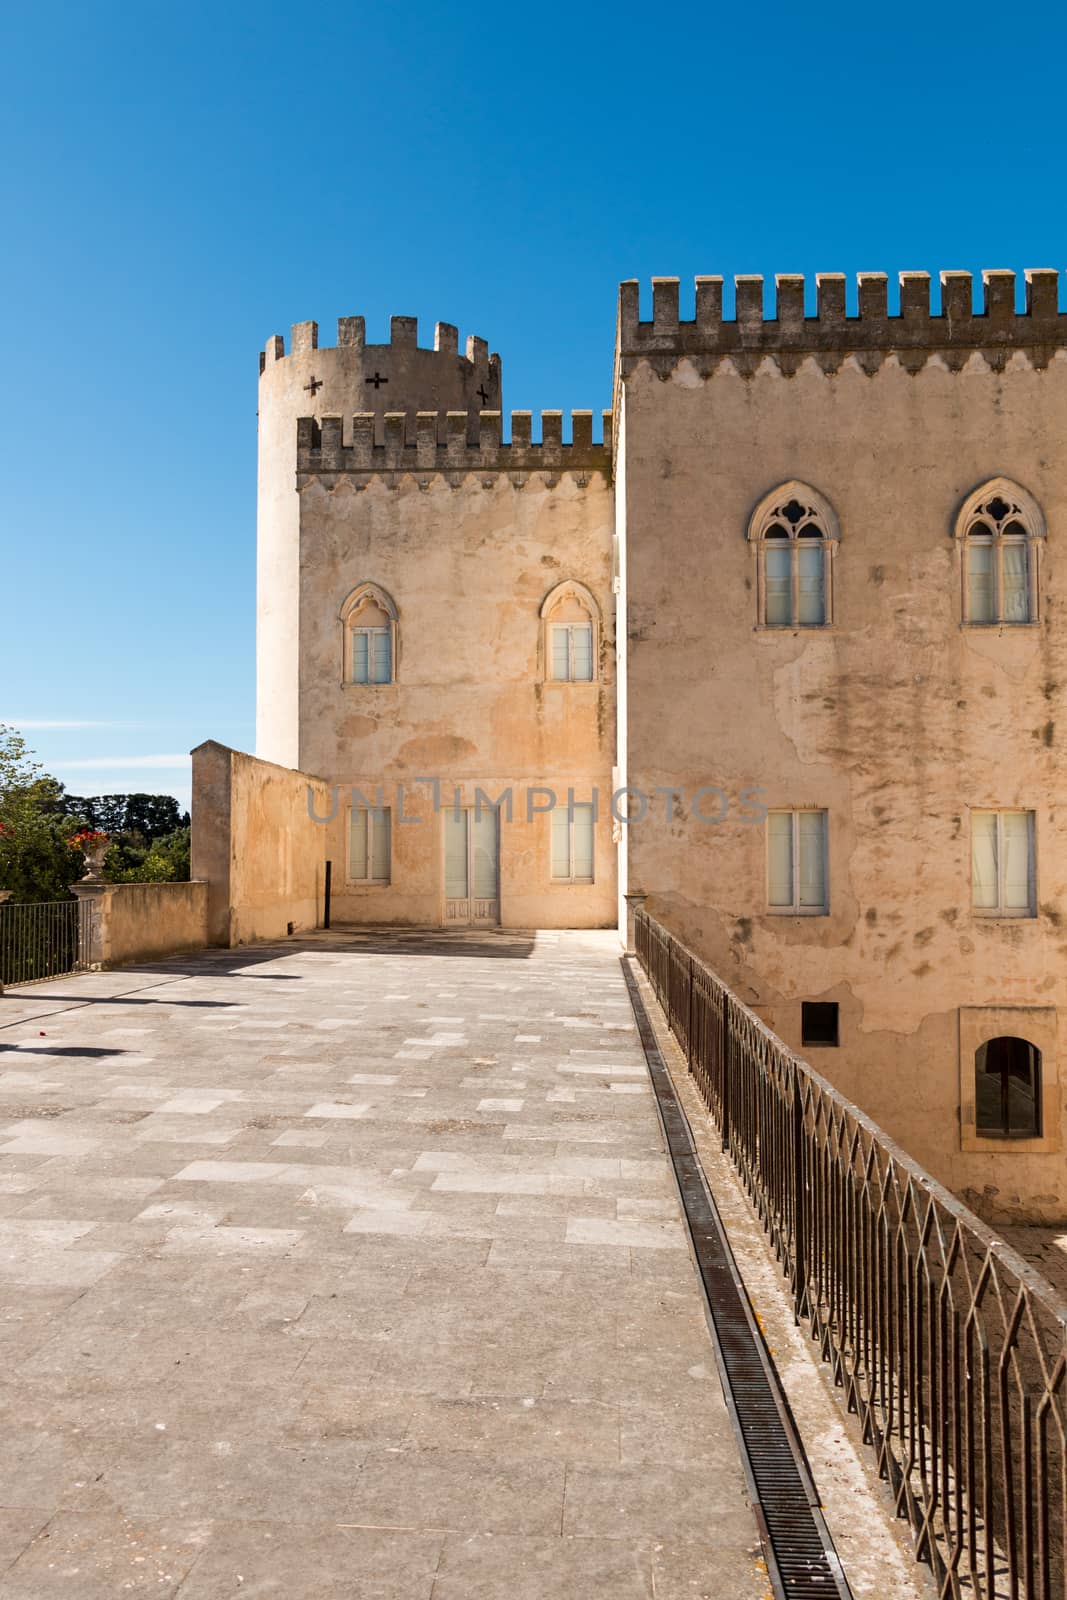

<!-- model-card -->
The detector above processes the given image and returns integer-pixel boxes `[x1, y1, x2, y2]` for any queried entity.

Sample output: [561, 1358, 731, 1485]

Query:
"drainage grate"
[623, 958, 852, 1600]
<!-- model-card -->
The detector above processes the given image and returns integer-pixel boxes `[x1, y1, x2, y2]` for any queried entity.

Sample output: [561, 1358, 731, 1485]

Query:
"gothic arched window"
[749, 483, 839, 629]
[540, 580, 599, 683]
[957, 480, 1045, 626]
[339, 583, 398, 685]
[975, 1036, 1041, 1138]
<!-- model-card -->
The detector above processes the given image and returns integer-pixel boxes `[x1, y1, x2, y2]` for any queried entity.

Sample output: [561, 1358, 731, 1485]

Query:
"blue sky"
[2, 0, 1065, 809]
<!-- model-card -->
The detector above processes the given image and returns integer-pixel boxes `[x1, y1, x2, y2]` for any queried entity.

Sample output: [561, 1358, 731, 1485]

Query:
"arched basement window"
[975, 1035, 1041, 1138]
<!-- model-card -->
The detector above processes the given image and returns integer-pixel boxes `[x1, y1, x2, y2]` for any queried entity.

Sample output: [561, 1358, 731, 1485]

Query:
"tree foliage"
[64, 793, 189, 842]
[102, 825, 190, 884]
[0, 734, 193, 901]
[57, 791, 191, 885]
[0, 725, 86, 902]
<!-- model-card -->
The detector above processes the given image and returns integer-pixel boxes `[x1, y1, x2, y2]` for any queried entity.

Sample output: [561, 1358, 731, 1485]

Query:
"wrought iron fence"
[0, 899, 89, 985]
[634, 906, 1067, 1600]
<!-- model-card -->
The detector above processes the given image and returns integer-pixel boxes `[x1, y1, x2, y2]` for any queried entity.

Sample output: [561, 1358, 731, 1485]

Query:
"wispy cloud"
[52, 755, 191, 770]
[0, 718, 138, 730]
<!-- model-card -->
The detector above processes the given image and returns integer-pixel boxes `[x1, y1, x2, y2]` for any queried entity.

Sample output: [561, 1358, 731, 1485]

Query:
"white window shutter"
[767, 813, 794, 906]
[572, 805, 594, 880]
[968, 544, 994, 623]
[351, 631, 369, 683]
[1002, 544, 1029, 623]
[798, 811, 827, 908]
[550, 625, 571, 680]
[371, 629, 392, 683]
[765, 546, 791, 626]
[572, 625, 594, 681]
[470, 807, 499, 899]
[971, 812, 998, 908]
[551, 807, 571, 878]
[1001, 812, 1032, 911]
[371, 809, 391, 882]
[349, 808, 368, 879]
[796, 543, 825, 626]
[444, 811, 468, 899]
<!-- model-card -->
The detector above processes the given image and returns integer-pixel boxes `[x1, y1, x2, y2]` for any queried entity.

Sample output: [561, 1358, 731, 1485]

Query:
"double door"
[444, 807, 499, 925]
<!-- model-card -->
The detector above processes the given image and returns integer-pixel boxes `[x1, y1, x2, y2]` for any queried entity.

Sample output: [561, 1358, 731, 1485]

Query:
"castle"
[199, 268, 1067, 1220]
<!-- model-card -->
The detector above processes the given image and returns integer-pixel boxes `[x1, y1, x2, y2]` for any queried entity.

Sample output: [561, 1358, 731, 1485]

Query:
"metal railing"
[634, 906, 1067, 1600]
[0, 899, 89, 985]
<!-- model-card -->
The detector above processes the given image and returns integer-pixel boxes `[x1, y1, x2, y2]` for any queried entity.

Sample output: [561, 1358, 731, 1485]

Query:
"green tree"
[144, 825, 191, 881]
[103, 826, 190, 884]
[64, 793, 188, 841]
[0, 726, 86, 902]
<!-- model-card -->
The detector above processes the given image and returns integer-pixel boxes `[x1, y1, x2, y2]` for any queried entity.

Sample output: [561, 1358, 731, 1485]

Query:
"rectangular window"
[767, 810, 828, 914]
[551, 803, 595, 882]
[351, 627, 392, 684]
[550, 623, 594, 682]
[764, 539, 826, 628]
[966, 539, 1033, 626]
[349, 806, 391, 883]
[971, 810, 1034, 916]
[802, 1001, 839, 1047]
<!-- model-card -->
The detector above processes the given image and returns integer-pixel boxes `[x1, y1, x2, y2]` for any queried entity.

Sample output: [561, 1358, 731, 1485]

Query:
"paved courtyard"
[0, 929, 764, 1598]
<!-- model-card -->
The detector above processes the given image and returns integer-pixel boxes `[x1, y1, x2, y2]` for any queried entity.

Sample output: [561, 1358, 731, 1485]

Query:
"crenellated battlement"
[259, 315, 498, 376]
[617, 270, 1067, 376]
[296, 410, 613, 483]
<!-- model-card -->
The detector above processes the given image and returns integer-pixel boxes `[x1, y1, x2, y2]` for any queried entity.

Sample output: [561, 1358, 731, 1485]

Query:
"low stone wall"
[72, 880, 210, 969]
[102, 881, 209, 966]
[190, 741, 334, 947]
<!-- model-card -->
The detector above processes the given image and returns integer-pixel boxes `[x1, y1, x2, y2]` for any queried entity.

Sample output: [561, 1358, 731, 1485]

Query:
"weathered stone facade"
[251, 271, 1067, 1218]
[257, 317, 615, 930]
[616, 270, 1067, 1220]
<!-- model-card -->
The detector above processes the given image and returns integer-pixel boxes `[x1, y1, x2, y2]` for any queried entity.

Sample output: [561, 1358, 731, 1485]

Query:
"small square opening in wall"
[802, 1001, 839, 1047]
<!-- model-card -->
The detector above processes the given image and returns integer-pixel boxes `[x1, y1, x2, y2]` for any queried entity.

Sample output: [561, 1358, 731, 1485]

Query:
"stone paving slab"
[0, 930, 764, 1597]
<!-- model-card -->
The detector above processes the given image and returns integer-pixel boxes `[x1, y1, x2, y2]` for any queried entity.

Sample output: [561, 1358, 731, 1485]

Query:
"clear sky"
[2, 0, 1065, 809]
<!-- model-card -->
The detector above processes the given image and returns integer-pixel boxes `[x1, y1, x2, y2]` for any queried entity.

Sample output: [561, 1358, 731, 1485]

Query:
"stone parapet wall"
[296, 409, 612, 479]
[74, 880, 210, 968]
[190, 741, 334, 947]
[618, 270, 1067, 376]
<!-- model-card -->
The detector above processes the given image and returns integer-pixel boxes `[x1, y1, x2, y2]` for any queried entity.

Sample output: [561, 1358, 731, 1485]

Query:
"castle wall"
[191, 740, 334, 946]
[295, 414, 617, 929]
[618, 272, 1067, 1219]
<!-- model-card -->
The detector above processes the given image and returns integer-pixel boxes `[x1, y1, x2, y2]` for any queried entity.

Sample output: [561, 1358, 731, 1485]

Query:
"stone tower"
[257, 315, 502, 766]
[253, 307, 615, 931]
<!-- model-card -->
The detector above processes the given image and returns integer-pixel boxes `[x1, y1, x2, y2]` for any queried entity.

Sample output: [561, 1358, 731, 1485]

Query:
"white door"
[444, 807, 499, 925]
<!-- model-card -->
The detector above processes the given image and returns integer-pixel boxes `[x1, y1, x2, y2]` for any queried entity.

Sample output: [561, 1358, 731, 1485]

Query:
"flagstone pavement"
[0, 928, 766, 1598]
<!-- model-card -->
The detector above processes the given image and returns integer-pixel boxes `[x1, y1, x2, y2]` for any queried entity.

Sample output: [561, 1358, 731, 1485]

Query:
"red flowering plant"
[0, 724, 93, 900]
[68, 829, 110, 853]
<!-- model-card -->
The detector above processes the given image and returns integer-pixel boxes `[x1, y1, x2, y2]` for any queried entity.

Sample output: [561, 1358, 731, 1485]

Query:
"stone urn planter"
[68, 830, 110, 882]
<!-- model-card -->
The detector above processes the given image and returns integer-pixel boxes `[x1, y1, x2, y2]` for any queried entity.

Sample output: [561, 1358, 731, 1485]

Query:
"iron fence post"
[792, 1059, 808, 1319]
[721, 998, 732, 1153]
[685, 954, 693, 1068]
